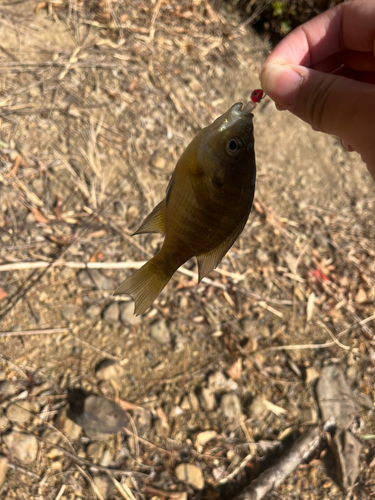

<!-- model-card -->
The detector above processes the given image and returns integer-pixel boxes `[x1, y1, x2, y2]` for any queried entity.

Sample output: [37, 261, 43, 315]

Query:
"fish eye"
[226, 137, 242, 156]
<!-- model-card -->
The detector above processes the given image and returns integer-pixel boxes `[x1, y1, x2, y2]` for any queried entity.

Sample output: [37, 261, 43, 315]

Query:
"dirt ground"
[0, 1, 375, 499]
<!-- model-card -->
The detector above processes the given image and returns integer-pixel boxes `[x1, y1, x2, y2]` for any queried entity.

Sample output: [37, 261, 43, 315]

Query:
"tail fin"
[114, 257, 172, 316]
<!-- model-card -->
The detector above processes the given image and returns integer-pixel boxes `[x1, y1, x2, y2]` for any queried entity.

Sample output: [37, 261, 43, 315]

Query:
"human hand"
[260, 0, 375, 180]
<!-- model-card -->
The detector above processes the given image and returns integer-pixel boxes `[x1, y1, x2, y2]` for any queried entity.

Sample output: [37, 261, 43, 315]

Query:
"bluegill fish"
[115, 102, 256, 315]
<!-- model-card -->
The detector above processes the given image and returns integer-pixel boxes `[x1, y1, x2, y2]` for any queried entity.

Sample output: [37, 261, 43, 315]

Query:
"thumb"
[260, 62, 375, 164]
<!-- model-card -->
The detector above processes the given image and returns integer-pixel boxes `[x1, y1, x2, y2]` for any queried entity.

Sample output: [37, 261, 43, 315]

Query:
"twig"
[149, 0, 164, 42]
[0, 260, 226, 290]
[233, 427, 323, 500]
[316, 321, 350, 350]
[76, 465, 104, 500]
[35, 433, 149, 477]
[217, 453, 254, 486]
[0, 328, 68, 337]
[7, 462, 40, 480]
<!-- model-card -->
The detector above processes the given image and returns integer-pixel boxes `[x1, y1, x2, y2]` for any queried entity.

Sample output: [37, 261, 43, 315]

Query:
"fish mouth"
[217, 102, 253, 133]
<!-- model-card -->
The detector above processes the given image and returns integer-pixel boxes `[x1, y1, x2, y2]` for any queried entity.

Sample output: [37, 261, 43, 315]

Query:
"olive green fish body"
[115, 103, 256, 315]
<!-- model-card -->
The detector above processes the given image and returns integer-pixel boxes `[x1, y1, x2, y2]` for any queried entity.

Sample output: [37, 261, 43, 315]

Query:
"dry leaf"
[0, 287, 8, 301]
[31, 208, 49, 224]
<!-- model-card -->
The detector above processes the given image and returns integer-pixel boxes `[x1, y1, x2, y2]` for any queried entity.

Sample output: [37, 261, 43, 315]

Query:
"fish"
[114, 102, 257, 315]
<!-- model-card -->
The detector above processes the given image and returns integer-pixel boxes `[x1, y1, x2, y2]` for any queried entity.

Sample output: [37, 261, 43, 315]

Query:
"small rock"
[301, 407, 318, 424]
[6, 401, 34, 423]
[86, 442, 105, 464]
[62, 305, 80, 321]
[189, 391, 200, 412]
[100, 449, 113, 467]
[0, 371, 6, 381]
[0, 456, 8, 484]
[119, 302, 141, 326]
[114, 200, 126, 218]
[95, 359, 125, 381]
[150, 319, 170, 344]
[355, 287, 367, 304]
[152, 155, 167, 169]
[103, 303, 120, 323]
[0, 381, 18, 397]
[199, 387, 216, 411]
[42, 428, 60, 445]
[195, 430, 218, 453]
[175, 463, 204, 490]
[78, 270, 113, 291]
[0, 413, 10, 432]
[93, 474, 113, 499]
[208, 371, 235, 393]
[248, 396, 268, 419]
[32, 178, 44, 197]
[221, 392, 241, 421]
[256, 248, 269, 263]
[56, 407, 82, 441]
[72, 395, 128, 441]
[180, 396, 190, 411]
[305, 367, 319, 385]
[86, 304, 102, 319]
[3, 431, 38, 464]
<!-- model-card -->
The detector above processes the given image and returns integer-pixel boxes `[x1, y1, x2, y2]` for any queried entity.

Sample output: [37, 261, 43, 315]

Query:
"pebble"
[86, 441, 105, 464]
[6, 401, 35, 423]
[95, 359, 125, 381]
[0, 380, 18, 397]
[208, 371, 228, 393]
[301, 407, 318, 424]
[62, 305, 80, 321]
[75, 395, 128, 441]
[221, 392, 241, 421]
[0, 413, 10, 432]
[93, 474, 113, 499]
[3, 431, 38, 464]
[152, 155, 167, 169]
[305, 367, 319, 385]
[150, 319, 171, 344]
[42, 428, 60, 445]
[119, 301, 141, 326]
[0, 456, 8, 484]
[56, 407, 82, 441]
[199, 387, 216, 411]
[86, 304, 102, 319]
[195, 430, 218, 453]
[189, 391, 200, 412]
[32, 178, 44, 197]
[100, 449, 113, 467]
[78, 270, 113, 291]
[175, 463, 204, 490]
[248, 396, 268, 419]
[103, 303, 120, 323]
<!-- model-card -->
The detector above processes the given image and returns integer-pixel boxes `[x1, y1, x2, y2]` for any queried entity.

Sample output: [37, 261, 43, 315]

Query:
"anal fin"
[196, 225, 244, 282]
[132, 199, 166, 235]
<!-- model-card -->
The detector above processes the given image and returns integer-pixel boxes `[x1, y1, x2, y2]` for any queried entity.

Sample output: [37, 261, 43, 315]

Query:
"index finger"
[266, 0, 375, 68]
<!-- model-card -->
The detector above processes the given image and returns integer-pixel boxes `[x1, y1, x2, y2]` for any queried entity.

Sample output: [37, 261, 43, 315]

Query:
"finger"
[259, 64, 375, 158]
[342, 51, 375, 71]
[263, 0, 375, 68]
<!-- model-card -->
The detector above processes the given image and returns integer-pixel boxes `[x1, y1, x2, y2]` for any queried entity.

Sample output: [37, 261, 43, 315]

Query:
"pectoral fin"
[196, 224, 245, 281]
[132, 199, 166, 235]
[189, 168, 210, 207]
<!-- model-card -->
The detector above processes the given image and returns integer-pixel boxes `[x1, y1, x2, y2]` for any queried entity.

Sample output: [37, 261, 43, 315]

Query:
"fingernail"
[260, 63, 303, 109]
[341, 139, 354, 152]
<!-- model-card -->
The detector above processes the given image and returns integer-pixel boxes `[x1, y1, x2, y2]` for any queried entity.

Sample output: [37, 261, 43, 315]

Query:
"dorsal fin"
[132, 199, 166, 235]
